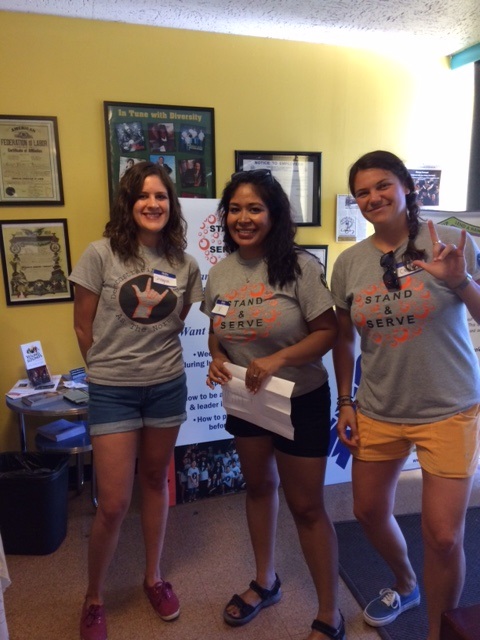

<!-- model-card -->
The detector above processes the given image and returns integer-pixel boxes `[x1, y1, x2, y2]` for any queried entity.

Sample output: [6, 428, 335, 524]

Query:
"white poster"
[336, 194, 369, 242]
[178, 198, 226, 447]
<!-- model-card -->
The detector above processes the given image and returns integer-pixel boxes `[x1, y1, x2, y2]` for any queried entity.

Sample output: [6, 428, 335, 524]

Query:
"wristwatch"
[454, 273, 473, 291]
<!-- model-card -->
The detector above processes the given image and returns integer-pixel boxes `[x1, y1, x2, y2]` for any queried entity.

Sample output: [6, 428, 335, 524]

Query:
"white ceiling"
[1, 0, 479, 58]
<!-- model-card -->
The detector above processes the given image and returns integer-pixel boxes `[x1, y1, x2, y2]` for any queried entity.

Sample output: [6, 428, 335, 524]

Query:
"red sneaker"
[143, 580, 180, 621]
[80, 602, 107, 640]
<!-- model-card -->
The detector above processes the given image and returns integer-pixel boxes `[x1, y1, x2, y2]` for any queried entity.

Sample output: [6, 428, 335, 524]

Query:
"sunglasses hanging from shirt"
[380, 251, 401, 291]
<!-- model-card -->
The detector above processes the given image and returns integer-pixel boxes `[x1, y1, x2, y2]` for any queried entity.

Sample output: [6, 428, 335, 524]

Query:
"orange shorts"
[354, 405, 480, 478]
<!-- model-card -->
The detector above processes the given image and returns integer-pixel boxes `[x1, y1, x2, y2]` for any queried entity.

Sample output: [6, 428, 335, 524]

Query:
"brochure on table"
[6, 375, 62, 400]
[20, 340, 52, 388]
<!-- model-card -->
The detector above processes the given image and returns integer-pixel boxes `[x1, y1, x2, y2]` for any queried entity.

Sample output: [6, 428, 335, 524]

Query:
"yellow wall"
[0, 11, 473, 449]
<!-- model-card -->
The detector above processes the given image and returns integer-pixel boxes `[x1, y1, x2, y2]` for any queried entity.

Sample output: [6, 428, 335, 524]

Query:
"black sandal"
[223, 574, 282, 626]
[311, 612, 346, 640]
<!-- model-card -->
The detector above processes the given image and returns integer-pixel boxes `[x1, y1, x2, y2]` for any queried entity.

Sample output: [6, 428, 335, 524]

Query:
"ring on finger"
[434, 240, 443, 245]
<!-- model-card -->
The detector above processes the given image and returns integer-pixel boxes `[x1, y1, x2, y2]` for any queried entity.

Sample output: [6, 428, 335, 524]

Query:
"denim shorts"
[88, 373, 187, 436]
[225, 382, 331, 458]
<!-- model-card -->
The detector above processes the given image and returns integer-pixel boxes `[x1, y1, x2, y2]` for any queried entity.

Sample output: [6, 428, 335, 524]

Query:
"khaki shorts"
[354, 405, 480, 478]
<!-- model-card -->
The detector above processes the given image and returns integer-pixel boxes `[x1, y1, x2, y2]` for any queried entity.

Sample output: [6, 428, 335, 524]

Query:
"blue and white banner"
[178, 199, 227, 447]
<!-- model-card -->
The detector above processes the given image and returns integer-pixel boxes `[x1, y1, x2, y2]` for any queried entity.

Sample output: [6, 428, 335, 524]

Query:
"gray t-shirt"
[201, 250, 334, 397]
[331, 222, 480, 422]
[69, 238, 203, 386]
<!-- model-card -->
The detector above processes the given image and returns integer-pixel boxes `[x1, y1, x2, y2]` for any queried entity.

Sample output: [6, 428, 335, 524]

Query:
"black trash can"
[0, 452, 69, 555]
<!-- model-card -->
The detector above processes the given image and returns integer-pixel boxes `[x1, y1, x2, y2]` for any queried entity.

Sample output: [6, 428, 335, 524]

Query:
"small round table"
[5, 393, 96, 506]
[6, 393, 88, 452]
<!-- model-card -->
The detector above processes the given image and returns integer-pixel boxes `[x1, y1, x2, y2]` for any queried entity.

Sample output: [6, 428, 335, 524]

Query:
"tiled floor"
[3, 466, 480, 640]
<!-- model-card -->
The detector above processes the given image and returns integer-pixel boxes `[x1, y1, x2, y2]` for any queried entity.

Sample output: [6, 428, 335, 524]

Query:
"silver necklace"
[238, 256, 264, 283]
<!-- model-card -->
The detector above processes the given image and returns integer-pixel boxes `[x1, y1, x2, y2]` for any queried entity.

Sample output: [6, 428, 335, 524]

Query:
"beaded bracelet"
[337, 395, 355, 408]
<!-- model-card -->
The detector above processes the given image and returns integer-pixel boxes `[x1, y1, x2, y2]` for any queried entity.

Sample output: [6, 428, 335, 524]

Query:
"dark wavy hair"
[348, 150, 426, 267]
[104, 161, 187, 265]
[218, 171, 301, 288]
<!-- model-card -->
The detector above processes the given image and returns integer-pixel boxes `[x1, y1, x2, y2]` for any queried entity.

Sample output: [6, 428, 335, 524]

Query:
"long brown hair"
[218, 170, 301, 288]
[104, 161, 187, 265]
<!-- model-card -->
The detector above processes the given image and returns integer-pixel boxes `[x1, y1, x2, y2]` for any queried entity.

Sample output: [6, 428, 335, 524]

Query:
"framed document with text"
[235, 150, 321, 226]
[0, 219, 73, 305]
[0, 115, 64, 206]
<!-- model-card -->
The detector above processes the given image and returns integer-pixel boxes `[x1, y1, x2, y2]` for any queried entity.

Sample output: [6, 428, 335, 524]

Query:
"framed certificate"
[0, 218, 73, 305]
[235, 150, 321, 226]
[0, 115, 64, 206]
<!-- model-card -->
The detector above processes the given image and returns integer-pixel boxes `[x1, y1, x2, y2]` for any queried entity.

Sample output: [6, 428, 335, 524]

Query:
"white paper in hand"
[221, 363, 295, 440]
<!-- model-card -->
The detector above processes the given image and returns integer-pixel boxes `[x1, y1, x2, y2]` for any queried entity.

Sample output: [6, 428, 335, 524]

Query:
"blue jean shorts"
[88, 373, 187, 436]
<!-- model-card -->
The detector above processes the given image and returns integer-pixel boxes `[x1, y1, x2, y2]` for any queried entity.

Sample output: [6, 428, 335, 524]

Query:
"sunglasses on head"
[380, 251, 401, 291]
[231, 169, 274, 182]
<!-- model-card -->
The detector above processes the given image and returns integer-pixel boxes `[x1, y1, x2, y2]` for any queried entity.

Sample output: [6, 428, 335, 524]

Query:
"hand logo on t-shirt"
[119, 274, 177, 324]
[131, 277, 168, 319]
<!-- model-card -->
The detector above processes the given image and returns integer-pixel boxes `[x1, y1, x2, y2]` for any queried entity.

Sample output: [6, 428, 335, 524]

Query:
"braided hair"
[348, 150, 426, 268]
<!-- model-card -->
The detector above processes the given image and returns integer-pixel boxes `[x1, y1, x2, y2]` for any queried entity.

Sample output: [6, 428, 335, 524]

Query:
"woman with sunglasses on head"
[202, 170, 343, 640]
[331, 150, 480, 640]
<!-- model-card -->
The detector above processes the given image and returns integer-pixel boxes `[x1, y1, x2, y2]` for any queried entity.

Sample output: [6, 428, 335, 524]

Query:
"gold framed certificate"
[0, 115, 64, 206]
[0, 218, 73, 305]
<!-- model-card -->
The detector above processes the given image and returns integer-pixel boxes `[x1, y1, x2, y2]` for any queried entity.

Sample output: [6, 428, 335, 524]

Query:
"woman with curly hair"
[202, 170, 343, 640]
[70, 161, 202, 640]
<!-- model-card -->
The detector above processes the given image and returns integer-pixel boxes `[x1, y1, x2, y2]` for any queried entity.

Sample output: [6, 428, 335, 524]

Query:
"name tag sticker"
[397, 263, 423, 279]
[212, 299, 231, 316]
[153, 270, 177, 288]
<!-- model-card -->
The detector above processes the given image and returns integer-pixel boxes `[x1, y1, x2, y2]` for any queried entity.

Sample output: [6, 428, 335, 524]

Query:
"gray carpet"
[335, 507, 480, 640]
